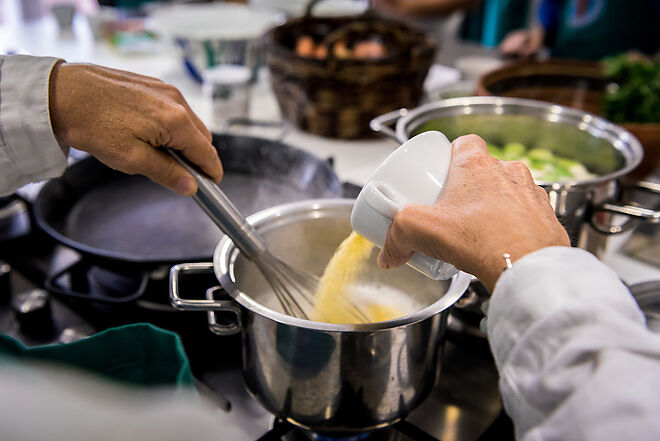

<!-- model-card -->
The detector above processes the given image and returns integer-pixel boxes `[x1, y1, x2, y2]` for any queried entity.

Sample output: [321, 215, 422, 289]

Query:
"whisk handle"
[167, 149, 267, 260]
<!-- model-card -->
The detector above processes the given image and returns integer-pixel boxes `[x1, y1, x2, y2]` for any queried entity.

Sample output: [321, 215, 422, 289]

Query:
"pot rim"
[394, 96, 644, 188]
[212, 199, 471, 332]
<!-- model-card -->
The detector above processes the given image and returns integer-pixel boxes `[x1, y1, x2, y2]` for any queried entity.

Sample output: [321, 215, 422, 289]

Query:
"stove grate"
[257, 419, 441, 441]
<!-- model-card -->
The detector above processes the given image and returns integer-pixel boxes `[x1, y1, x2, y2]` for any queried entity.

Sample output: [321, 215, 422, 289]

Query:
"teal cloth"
[0, 323, 194, 389]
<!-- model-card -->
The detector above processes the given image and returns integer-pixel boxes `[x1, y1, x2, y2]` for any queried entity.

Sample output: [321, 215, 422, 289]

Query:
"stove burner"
[263, 419, 440, 441]
[0, 196, 30, 241]
[301, 431, 372, 441]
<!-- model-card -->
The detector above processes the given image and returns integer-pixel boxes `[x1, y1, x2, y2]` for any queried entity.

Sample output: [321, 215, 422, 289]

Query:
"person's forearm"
[488, 247, 660, 440]
[0, 55, 68, 196]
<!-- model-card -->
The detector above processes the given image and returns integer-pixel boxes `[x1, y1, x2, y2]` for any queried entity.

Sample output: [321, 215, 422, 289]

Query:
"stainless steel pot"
[170, 199, 470, 432]
[370, 97, 660, 256]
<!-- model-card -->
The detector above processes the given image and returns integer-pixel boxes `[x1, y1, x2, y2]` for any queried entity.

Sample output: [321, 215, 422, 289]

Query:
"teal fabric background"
[0, 323, 194, 389]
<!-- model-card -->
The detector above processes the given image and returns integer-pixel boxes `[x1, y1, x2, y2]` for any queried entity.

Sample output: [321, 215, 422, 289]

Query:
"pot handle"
[170, 262, 231, 311]
[590, 180, 660, 235]
[206, 286, 242, 336]
[369, 108, 408, 142]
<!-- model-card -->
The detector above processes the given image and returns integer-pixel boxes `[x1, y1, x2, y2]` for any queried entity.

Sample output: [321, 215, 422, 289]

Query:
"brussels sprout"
[501, 142, 527, 161]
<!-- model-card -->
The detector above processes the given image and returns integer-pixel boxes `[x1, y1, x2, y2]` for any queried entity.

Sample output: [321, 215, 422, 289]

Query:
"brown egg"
[332, 39, 351, 59]
[353, 40, 387, 59]
[295, 36, 316, 57]
[315, 43, 328, 59]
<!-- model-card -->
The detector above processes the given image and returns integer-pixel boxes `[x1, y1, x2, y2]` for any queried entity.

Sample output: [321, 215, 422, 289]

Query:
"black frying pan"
[34, 133, 343, 269]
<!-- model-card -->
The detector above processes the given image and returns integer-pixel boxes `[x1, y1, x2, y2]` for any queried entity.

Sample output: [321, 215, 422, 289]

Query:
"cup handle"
[360, 182, 458, 280]
[362, 181, 403, 219]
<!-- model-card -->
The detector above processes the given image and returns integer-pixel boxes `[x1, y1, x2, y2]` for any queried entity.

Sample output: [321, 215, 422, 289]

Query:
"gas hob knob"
[0, 261, 11, 305]
[12, 289, 54, 339]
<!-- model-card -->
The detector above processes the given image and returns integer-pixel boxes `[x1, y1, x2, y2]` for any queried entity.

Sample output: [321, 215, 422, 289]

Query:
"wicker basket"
[265, 1, 437, 139]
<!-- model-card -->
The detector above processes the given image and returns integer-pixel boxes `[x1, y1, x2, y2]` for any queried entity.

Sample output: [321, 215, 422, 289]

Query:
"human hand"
[377, 134, 570, 291]
[49, 63, 222, 196]
[499, 27, 544, 58]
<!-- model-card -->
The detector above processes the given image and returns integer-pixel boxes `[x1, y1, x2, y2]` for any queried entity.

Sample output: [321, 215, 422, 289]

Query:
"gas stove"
[0, 195, 512, 441]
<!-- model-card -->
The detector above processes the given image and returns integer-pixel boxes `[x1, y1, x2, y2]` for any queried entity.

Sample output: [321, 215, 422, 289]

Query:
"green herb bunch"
[602, 54, 660, 124]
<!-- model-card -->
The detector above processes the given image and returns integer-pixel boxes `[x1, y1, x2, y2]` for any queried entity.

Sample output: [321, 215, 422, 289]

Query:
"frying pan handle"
[44, 259, 149, 303]
[369, 108, 407, 142]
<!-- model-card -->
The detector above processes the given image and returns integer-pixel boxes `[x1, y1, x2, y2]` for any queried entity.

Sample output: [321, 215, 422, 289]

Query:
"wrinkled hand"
[499, 27, 544, 58]
[49, 63, 223, 196]
[377, 134, 570, 291]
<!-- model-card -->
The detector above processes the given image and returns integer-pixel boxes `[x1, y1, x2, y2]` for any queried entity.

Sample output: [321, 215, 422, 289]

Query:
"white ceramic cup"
[351, 131, 457, 280]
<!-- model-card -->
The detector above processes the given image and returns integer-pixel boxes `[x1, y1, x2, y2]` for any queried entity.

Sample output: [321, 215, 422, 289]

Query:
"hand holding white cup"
[351, 131, 458, 280]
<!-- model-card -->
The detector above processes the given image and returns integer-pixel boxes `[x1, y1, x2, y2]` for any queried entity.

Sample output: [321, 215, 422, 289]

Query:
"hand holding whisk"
[167, 149, 369, 323]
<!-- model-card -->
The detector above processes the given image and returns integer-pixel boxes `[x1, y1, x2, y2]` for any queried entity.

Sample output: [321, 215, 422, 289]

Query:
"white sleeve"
[487, 246, 660, 441]
[0, 362, 230, 441]
[0, 55, 68, 196]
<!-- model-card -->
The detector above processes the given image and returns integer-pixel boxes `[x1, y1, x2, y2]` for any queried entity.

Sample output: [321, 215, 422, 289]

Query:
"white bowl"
[148, 3, 281, 41]
[147, 3, 282, 82]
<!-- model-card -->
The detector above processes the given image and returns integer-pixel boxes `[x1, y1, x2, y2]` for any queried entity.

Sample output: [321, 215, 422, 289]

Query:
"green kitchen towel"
[0, 323, 194, 389]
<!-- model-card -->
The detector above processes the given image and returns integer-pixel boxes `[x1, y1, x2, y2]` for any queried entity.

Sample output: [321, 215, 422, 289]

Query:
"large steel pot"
[170, 199, 470, 432]
[370, 97, 660, 256]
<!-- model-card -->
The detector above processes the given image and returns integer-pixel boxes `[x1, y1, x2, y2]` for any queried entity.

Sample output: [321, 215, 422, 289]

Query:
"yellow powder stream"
[311, 232, 404, 324]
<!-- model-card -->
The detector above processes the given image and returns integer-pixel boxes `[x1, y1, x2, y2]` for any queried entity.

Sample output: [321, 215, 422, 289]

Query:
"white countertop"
[3, 9, 660, 285]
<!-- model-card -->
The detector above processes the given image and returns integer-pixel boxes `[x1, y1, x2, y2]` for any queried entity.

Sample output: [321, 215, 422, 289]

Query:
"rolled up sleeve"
[0, 55, 68, 196]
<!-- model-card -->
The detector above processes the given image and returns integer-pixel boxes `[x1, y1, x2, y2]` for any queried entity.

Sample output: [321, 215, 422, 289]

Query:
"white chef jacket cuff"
[486, 246, 644, 369]
[0, 55, 68, 195]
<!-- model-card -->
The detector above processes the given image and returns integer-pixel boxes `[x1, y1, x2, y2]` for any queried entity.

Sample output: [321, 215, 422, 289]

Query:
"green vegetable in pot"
[501, 142, 526, 161]
[487, 142, 595, 182]
[486, 143, 502, 157]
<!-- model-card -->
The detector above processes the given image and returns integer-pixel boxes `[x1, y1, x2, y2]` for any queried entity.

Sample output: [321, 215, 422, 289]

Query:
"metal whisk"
[169, 150, 369, 323]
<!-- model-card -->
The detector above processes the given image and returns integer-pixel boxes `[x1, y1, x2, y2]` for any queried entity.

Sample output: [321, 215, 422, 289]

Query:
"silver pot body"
[370, 97, 659, 256]
[170, 199, 470, 432]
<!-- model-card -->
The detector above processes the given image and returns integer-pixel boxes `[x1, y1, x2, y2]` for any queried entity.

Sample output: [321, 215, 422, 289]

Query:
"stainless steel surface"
[630, 281, 660, 334]
[170, 199, 471, 432]
[0, 262, 11, 304]
[590, 180, 660, 234]
[169, 149, 344, 320]
[370, 97, 648, 256]
[599, 203, 660, 222]
[206, 286, 242, 336]
[198, 340, 502, 441]
[168, 149, 268, 260]
[0, 198, 27, 221]
[170, 262, 238, 311]
[369, 108, 409, 142]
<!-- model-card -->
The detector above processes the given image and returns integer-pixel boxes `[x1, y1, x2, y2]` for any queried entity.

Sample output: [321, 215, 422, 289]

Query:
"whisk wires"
[255, 252, 370, 324]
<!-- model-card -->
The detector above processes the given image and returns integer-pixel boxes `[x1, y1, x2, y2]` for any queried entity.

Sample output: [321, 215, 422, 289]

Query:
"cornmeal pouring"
[311, 232, 421, 324]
